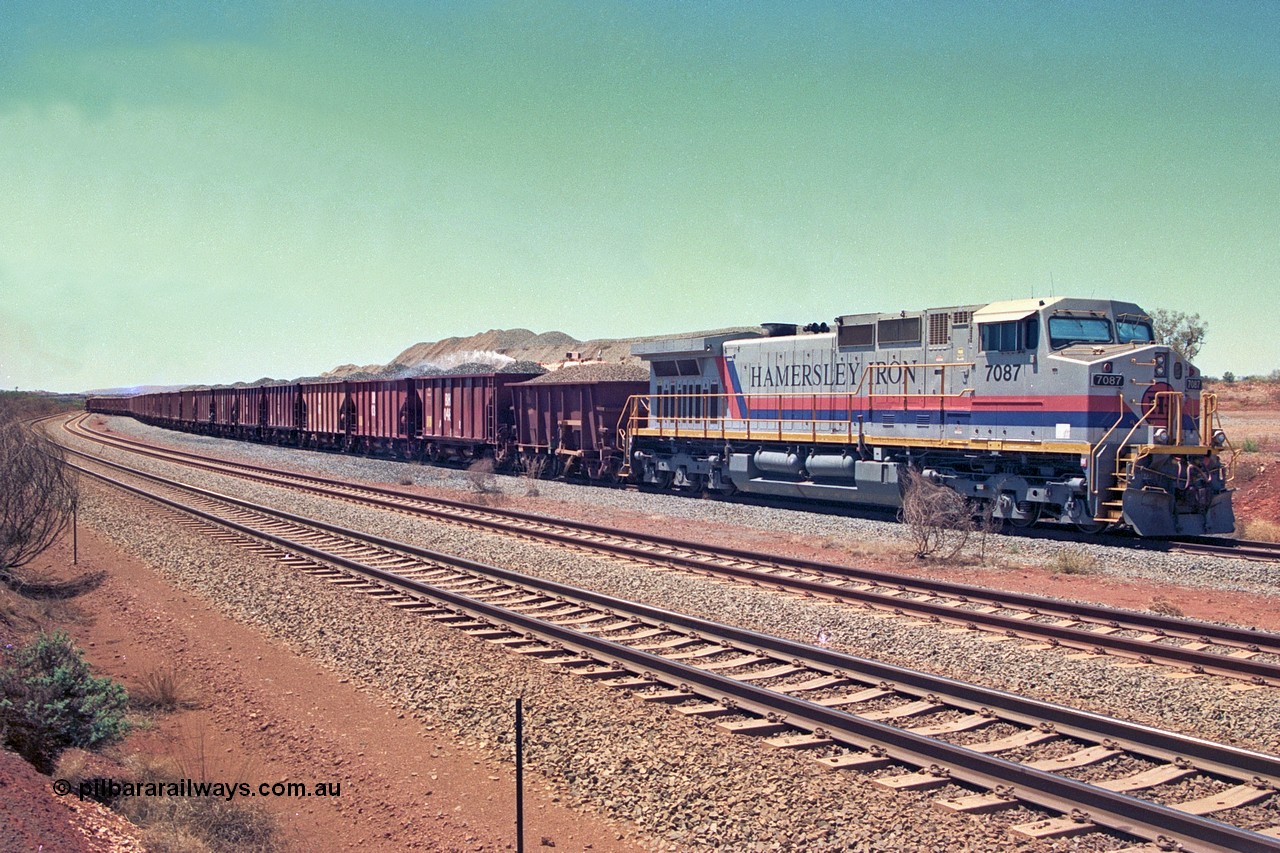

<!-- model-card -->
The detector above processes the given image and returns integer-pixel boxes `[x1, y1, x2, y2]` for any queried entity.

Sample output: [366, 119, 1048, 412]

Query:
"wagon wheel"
[655, 470, 674, 490]
[493, 446, 512, 472]
[595, 460, 619, 485]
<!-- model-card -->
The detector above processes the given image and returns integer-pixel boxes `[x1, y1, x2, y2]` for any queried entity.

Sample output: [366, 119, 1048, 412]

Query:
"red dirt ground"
[7, 523, 643, 852]
[1213, 380, 1280, 531]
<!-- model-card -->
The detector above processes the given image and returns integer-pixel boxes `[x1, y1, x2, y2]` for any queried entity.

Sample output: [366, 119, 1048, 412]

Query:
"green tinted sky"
[2, 1, 1276, 390]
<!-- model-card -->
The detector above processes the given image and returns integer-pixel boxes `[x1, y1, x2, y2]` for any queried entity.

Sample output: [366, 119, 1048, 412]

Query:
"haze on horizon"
[2, 1, 1276, 393]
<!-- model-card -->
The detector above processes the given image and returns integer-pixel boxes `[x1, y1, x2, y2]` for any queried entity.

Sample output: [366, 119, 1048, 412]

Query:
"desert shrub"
[0, 631, 130, 771]
[464, 458, 501, 494]
[1240, 519, 1280, 543]
[1241, 437, 1261, 453]
[1149, 596, 1184, 617]
[969, 498, 1002, 562]
[1047, 551, 1097, 575]
[898, 468, 971, 559]
[0, 417, 79, 581]
[522, 456, 550, 497]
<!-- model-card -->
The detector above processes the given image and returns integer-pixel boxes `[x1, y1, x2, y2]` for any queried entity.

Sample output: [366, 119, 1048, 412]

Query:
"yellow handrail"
[1197, 392, 1241, 482]
[1089, 392, 1128, 499]
[1091, 390, 1186, 501]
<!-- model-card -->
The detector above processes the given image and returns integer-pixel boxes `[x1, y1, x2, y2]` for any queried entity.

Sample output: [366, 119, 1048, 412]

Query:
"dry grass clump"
[1048, 550, 1097, 575]
[1239, 519, 1280, 543]
[112, 738, 279, 853]
[122, 787, 279, 853]
[1149, 595, 1184, 617]
[522, 456, 549, 497]
[131, 665, 199, 712]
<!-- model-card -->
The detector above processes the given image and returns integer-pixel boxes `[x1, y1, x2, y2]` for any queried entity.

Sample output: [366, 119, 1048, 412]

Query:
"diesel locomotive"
[624, 297, 1234, 536]
[87, 296, 1235, 537]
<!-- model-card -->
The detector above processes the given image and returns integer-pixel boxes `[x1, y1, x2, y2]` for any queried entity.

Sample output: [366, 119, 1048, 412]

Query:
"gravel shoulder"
[90, 414, 1280, 619]
[53, 491, 642, 852]
[59, 416, 1280, 850]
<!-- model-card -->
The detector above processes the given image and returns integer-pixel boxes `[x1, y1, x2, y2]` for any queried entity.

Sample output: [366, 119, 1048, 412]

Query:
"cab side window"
[980, 317, 1038, 353]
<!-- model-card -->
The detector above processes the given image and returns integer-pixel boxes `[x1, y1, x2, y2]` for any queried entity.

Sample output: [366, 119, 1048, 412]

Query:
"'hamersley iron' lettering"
[743, 358, 918, 390]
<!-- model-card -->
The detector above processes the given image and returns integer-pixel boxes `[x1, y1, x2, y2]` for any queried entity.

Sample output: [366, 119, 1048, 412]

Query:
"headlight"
[1153, 427, 1169, 444]
[1212, 429, 1227, 448]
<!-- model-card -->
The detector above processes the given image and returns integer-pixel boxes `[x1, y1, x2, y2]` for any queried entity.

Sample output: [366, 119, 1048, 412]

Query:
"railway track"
[66, 443, 1280, 852]
[1154, 536, 1280, 563]
[64, 414, 1280, 689]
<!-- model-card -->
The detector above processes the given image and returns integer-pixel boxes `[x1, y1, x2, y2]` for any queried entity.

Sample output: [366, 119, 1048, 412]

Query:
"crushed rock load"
[446, 361, 546, 376]
[524, 363, 649, 384]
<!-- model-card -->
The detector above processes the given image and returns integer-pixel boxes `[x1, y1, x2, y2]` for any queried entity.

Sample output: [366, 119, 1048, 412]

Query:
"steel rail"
[63, 417, 1280, 685]
[1164, 537, 1280, 563]
[70, 453, 1280, 853]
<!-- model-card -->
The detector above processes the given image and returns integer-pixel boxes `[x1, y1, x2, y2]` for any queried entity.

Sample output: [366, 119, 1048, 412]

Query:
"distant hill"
[83, 384, 188, 396]
[319, 325, 763, 381]
[91, 325, 766, 392]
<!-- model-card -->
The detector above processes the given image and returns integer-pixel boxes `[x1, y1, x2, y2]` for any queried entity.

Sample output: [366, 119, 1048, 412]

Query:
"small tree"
[0, 631, 130, 771]
[0, 412, 79, 582]
[1149, 309, 1208, 362]
[898, 468, 971, 559]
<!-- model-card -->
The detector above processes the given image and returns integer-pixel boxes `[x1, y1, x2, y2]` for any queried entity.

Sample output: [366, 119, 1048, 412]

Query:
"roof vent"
[761, 323, 798, 337]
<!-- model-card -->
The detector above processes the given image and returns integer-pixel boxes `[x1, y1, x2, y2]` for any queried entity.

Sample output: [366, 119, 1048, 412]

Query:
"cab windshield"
[1116, 319, 1154, 344]
[1048, 316, 1112, 349]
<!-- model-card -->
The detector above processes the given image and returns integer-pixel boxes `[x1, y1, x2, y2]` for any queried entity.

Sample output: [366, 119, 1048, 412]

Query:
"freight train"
[87, 297, 1235, 537]
[86, 371, 645, 483]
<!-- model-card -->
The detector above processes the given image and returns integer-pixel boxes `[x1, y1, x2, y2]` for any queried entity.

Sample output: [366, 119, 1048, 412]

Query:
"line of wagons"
[87, 373, 648, 481]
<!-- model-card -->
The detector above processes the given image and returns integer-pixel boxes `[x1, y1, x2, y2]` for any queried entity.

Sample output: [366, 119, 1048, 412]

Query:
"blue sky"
[2, 1, 1276, 390]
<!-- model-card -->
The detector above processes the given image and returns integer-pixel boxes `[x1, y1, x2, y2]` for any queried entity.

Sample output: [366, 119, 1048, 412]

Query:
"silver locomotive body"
[626, 297, 1233, 536]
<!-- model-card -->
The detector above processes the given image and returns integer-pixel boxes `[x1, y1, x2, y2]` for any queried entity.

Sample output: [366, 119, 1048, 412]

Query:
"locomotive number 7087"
[985, 364, 1022, 382]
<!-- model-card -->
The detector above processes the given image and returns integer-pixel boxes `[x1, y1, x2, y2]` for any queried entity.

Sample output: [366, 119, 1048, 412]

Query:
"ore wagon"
[513, 371, 647, 480]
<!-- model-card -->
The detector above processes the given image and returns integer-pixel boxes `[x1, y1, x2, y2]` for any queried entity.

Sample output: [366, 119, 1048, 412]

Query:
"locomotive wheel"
[1007, 503, 1042, 528]
[1074, 518, 1109, 534]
